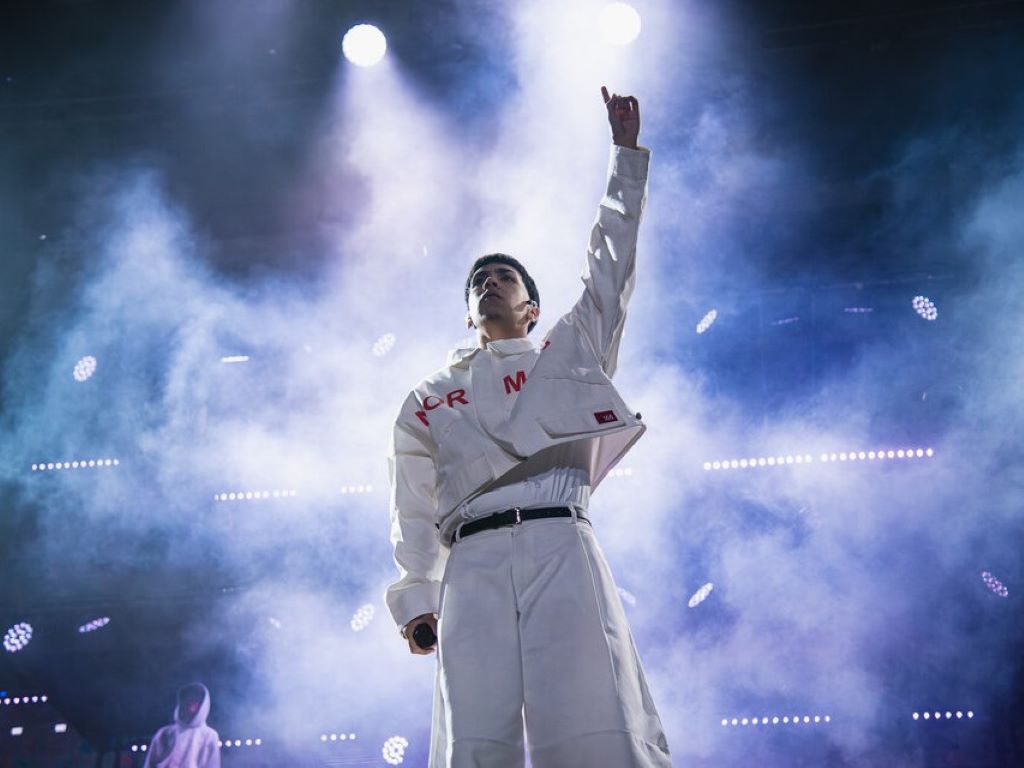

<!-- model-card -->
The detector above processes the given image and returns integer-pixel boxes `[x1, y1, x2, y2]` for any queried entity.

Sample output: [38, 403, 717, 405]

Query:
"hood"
[173, 682, 210, 728]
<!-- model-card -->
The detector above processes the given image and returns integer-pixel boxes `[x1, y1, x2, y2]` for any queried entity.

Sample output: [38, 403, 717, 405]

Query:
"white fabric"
[143, 684, 221, 768]
[430, 517, 671, 767]
[386, 145, 650, 629]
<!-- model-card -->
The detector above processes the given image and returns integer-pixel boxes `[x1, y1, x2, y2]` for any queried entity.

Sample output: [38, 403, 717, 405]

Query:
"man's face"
[466, 263, 534, 331]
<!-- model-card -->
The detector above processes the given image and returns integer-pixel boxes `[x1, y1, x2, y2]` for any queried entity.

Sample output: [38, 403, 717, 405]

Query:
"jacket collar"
[447, 337, 536, 367]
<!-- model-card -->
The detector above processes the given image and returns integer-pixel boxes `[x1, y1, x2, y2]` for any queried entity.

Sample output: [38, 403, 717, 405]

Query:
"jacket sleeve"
[564, 144, 650, 379]
[201, 732, 222, 768]
[384, 391, 447, 629]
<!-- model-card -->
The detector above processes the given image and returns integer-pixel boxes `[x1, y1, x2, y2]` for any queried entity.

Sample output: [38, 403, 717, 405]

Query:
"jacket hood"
[173, 683, 210, 728]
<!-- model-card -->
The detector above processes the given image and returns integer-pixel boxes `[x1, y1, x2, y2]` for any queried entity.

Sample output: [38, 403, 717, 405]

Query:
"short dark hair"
[464, 253, 540, 333]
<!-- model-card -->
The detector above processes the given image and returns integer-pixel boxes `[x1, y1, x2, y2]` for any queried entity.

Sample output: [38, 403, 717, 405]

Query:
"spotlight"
[373, 333, 396, 356]
[350, 603, 376, 632]
[598, 2, 642, 46]
[687, 582, 714, 608]
[3, 623, 33, 653]
[55, 724, 67, 733]
[73, 356, 97, 382]
[981, 571, 1009, 598]
[912, 296, 938, 321]
[382, 735, 409, 765]
[11, 727, 23, 736]
[696, 309, 717, 334]
[220, 355, 250, 364]
[343, 24, 387, 67]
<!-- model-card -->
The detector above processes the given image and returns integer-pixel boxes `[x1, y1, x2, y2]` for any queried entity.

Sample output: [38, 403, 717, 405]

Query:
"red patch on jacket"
[594, 410, 619, 425]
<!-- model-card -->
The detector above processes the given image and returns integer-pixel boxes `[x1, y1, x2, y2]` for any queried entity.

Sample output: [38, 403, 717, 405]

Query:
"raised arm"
[384, 392, 446, 652]
[564, 87, 649, 378]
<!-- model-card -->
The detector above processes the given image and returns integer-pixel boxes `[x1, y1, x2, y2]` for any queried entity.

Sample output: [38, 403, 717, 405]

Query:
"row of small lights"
[214, 490, 298, 501]
[78, 617, 110, 633]
[321, 732, 358, 742]
[2, 695, 47, 706]
[221, 738, 262, 748]
[704, 448, 934, 471]
[913, 711, 974, 721]
[31, 459, 119, 471]
[607, 467, 634, 478]
[341, 484, 374, 494]
[722, 714, 831, 726]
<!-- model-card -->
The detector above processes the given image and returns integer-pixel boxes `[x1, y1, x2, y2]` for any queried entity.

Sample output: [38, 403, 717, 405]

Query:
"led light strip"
[912, 710, 973, 721]
[351, 604, 375, 631]
[722, 714, 831, 727]
[220, 355, 250, 363]
[214, 490, 298, 501]
[31, 459, 119, 471]
[981, 571, 1008, 598]
[704, 448, 934, 471]
[321, 732, 358, 742]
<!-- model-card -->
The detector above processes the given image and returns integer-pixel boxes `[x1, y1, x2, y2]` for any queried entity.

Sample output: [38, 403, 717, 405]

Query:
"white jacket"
[144, 684, 221, 768]
[386, 145, 650, 628]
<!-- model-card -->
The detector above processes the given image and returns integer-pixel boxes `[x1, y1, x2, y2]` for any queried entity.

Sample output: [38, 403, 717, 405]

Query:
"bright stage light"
[343, 24, 387, 67]
[11, 727, 23, 736]
[981, 571, 1009, 598]
[3, 623, 33, 653]
[606, 466, 633, 478]
[350, 603, 376, 632]
[78, 617, 111, 633]
[220, 355, 249, 364]
[599, 3, 642, 46]
[688, 582, 714, 608]
[912, 295, 938, 321]
[55, 724, 67, 733]
[382, 735, 409, 765]
[373, 333, 396, 356]
[696, 309, 717, 334]
[73, 355, 97, 382]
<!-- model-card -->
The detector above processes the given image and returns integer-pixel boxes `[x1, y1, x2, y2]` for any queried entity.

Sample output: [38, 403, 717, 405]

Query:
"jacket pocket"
[537, 402, 626, 438]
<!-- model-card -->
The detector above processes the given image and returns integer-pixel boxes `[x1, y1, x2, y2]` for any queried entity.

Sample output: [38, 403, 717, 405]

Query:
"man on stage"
[386, 86, 671, 768]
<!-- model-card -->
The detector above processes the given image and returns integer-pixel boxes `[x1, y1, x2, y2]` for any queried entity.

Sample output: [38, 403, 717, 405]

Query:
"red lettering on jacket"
[415, 388, 471, 428]
[503, 370, 528, 395]
[594, 410, 619, 425]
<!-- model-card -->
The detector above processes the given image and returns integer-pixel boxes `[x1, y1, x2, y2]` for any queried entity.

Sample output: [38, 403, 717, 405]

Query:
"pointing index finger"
[601, 85, 610, 104]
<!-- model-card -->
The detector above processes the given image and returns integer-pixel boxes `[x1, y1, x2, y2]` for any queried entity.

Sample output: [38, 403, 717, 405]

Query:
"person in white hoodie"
[386, 87, 671, 767]
[143, 683, 221, 768]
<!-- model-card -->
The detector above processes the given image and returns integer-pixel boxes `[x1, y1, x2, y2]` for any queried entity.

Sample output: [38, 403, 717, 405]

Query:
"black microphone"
[412, 622, 437, 650]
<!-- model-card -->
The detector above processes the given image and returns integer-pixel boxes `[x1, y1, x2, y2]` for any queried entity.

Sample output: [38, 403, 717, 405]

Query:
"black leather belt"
[452, 506, 588, 545]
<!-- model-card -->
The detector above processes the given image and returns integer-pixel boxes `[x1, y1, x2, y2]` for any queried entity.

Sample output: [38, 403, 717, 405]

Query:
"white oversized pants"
[429, 515, 672, 768]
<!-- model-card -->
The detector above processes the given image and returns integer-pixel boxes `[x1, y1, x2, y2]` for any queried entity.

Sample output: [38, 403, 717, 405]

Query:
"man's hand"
[601, 85, 640, 150]
[403, 613, 438, 655]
